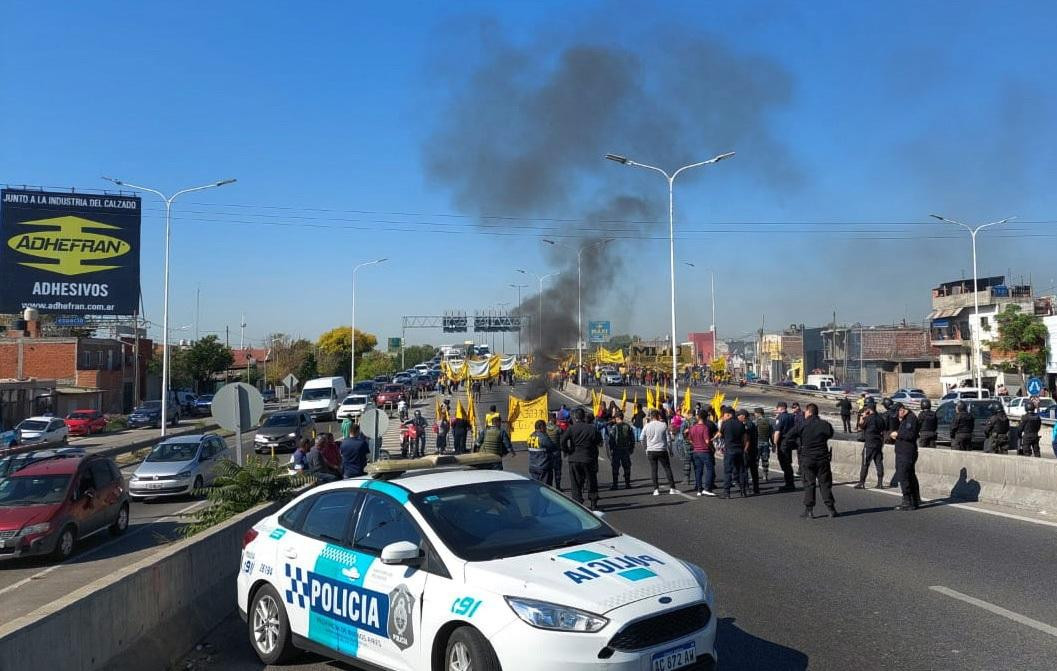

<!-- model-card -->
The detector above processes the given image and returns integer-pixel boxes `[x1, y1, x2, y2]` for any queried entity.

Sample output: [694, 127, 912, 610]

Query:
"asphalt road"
[179, 383, 1057, 671]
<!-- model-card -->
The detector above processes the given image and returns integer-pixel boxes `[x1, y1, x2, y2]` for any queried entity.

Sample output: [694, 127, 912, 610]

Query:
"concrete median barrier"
[828, 439, 1057, 512]
[0, 499, 281, 671]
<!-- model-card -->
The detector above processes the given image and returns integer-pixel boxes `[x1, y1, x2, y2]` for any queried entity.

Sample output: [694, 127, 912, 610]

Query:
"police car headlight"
[504, 596, 608, 633]
[176, 469, 194, 480]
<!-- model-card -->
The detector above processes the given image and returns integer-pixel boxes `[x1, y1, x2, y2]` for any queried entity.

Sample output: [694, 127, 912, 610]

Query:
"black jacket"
[837, 398, 852, 415]
[562, 421, 601, 464]
[951, 411, 974, 437]
[786, 415, 833, 459]
[985, 413, 1010, 437]
[918, 410, 938, 434]
[1021, 412, 1042, 438]
[862, 413, 887, 448]
[895, 411, 920, 452]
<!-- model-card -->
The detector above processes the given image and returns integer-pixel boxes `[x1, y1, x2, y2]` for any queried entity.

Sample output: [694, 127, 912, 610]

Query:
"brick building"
[0, 322, 151, 413]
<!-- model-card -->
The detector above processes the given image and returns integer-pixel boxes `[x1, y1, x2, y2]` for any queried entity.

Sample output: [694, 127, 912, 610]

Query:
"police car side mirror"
[381, 541, 422, 566]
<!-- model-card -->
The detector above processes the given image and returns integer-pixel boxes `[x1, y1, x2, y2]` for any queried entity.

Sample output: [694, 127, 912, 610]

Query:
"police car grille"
[607, 603, 711, 651]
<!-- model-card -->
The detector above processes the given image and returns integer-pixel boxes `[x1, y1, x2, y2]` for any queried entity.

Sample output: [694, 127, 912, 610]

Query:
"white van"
[939, 387, 991, 403]
[297, 376, 348, 421]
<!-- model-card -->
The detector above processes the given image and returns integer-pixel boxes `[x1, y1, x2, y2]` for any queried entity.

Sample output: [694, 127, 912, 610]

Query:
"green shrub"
[182, 458, 309, 537]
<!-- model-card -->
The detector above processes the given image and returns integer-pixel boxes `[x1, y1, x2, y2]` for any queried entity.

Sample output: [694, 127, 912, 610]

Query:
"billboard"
[387, 337, 402, 351]
[0, 189, 141, 315]
[588, 320, 611, 343]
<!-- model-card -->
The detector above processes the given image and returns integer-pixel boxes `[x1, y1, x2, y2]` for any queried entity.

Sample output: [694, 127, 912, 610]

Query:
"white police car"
[237, 454, 717, 670]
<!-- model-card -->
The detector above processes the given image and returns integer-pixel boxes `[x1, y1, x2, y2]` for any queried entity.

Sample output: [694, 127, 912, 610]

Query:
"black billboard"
[0, 189, 141, 316]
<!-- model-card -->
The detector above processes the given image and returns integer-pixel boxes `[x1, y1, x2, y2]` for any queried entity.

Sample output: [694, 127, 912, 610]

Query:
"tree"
[357, 351, 398, 380]
[317, 327, 379, 381]
[180, 335, 234, 391]
[993, 304, 1049, 378]
[401, 345, 437, 368]
[297, 351, 319, 383]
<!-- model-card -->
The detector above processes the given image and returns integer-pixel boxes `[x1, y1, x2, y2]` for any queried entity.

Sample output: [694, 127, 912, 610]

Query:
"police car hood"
[464, 535, 701, 614]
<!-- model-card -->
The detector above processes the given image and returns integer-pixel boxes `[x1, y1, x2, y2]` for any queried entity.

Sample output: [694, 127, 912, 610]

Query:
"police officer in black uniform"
[855, 403, 886, 489]
[891, 403, 921, 511]
[1020, 402, 1043, 457]
[881, 398, 899, 445]
[950, 402, 974, 451]
[917, 399, 938, 448]
[984, 403, 1010, 454]
[837, 394, 853, 433]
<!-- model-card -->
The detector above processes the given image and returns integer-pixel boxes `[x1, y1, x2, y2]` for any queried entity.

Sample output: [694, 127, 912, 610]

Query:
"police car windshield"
[411, 480, 618, 562]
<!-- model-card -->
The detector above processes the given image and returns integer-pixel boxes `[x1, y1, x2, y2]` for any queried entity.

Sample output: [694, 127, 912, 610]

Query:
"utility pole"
[194, 286, 200, 342]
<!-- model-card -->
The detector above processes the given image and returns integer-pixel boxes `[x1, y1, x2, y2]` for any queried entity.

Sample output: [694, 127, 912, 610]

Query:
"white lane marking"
[0, 499, 208, 598]
[839, 482, 1057, 530]
[930, 586, 1057, 638]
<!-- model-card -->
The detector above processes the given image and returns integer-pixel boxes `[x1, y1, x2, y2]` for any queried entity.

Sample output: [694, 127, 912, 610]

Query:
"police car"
[237, 454, 717, 670]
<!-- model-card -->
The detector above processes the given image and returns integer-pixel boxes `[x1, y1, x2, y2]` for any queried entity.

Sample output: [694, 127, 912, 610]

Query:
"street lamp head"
[101, 176, 124, 186]
[605, 153, 629, 164]
[516, 269, 527, 275]
[541, 238, 557, 245]
[929, 214, 951, 223]
[215, 178, 237, 187]
[682, 261, 696, 268]
[376, 257, 388, 263]
[707, 151, 736, 164]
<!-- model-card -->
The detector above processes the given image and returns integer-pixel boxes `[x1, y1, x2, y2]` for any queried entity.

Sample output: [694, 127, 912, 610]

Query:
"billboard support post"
[102, 177, 236, 439]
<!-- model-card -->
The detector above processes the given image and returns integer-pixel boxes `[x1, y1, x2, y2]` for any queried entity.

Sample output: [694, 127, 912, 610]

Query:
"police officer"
[562, 408, 602, 509]
[473, 416, 512, 468]
[527, 419, 558, 484]
[855, 403, 886, 489]
[785, 403, 837, 518]
[1020, 401, 1043, 457]
[606, 411, 635, 490]
[917, 399, 938, 449]
[837, 394, 853, 433]
[772, 402, 797, 492]
[984, 403, 1010, 454]
[950, 402, 974, 451]
[891, 402, 921, 511]
[881, 398, 899, 445]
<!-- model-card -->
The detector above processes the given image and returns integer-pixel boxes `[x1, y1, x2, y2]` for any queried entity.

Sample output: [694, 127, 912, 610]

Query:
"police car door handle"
[283, 547, 297, 559]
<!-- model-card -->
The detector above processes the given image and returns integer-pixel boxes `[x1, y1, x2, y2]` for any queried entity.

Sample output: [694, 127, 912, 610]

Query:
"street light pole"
[103, 176, 236, 438]
[351, 258, 387, 385]
[607, 152, 734, 404]
[683, 261, 717, 347]
[930, 214, 1014, 391]
[575, 239, 614, 386]
[517, 269, 558, 355]
[509, 283, 527, 356]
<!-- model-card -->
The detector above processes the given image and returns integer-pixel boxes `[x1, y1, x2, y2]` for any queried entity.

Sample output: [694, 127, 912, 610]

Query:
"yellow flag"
[654, 382, 663, 405]
[646, 387, 656, 410]
[507, 395, 521, 427]
[732, 397, 739, 410]
[466, 387, 477, 434]
[620, 389, 628, 415]
[710, 392, 725, 420]
[509, 394, 548, 442]
[681, 386, 692, 416]
[632, 392, 639, 411]
[592, 390, 602, 417]
[455, 399, 465, 420]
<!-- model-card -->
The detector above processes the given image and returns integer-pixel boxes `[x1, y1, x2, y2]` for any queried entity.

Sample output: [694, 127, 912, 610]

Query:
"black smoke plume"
[423, 24, 800, 396]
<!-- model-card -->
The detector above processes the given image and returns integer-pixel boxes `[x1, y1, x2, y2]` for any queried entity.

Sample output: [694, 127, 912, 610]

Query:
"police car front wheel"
[249, 584, 299, 664]
[446, 626, 501, 671]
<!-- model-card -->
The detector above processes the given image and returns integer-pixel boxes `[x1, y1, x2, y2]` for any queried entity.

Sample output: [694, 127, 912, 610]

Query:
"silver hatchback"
[129, 434, 229, 499]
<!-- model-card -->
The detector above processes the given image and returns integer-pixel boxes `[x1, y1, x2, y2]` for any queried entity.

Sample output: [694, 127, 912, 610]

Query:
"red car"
[375, 384, 406, 407]
[0, 453, 129, 561]
[65, 409, 107, 437]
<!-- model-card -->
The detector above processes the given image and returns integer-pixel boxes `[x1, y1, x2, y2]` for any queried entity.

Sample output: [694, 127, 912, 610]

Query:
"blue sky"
[2, 1, 1056, 349]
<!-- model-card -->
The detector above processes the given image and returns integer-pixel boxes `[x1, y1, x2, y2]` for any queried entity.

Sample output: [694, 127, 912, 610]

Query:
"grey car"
[253, 411, 315, 454]
[128, 434, 229, 499]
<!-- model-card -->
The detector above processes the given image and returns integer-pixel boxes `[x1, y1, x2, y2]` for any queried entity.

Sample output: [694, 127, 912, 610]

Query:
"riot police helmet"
[919, 398, 931, 410]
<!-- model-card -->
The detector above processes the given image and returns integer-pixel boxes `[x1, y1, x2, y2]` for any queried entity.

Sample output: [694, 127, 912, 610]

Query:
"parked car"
[261, 389, 277, 404]
[16, 417, 69, 447]
[336, 394, 374, 421]
[372, 374, 390, 384]
[890, 390, 927, 409]
[129, 434, 230, 500]
[777, 380, 797, 388]
[393, 373, 413, 386]
[1006, 396, 1055, 419]
[375, 384, 405, 407]
[798, 384, 820, 391]
[175, 390, 198, 415]
[352, 381, 377, 395]
[935, 399, 1001, 450]
[0, 452, 128, 561]
[253, 412, 315, 454]
[939, 388, 991, 403]
[127, 400, 180, 429]
[64, 410, 107, 437]
[195, 394, 215, 415]
[894, 388, 926, 396]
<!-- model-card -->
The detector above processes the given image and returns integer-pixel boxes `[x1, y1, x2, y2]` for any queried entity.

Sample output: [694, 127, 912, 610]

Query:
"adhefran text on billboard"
[0, 189, 141, 315]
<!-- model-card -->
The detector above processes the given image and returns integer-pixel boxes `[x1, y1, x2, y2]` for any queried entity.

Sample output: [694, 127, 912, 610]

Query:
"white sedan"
[238, 454, 717, 671]
[1007, 396, 1055, 418]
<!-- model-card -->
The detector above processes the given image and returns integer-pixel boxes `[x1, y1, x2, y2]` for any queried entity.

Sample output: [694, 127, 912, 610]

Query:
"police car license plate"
[651, 641, 695, 671]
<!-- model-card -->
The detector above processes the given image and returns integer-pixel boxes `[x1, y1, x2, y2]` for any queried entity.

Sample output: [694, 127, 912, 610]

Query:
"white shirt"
[641, 420, 669, 452]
